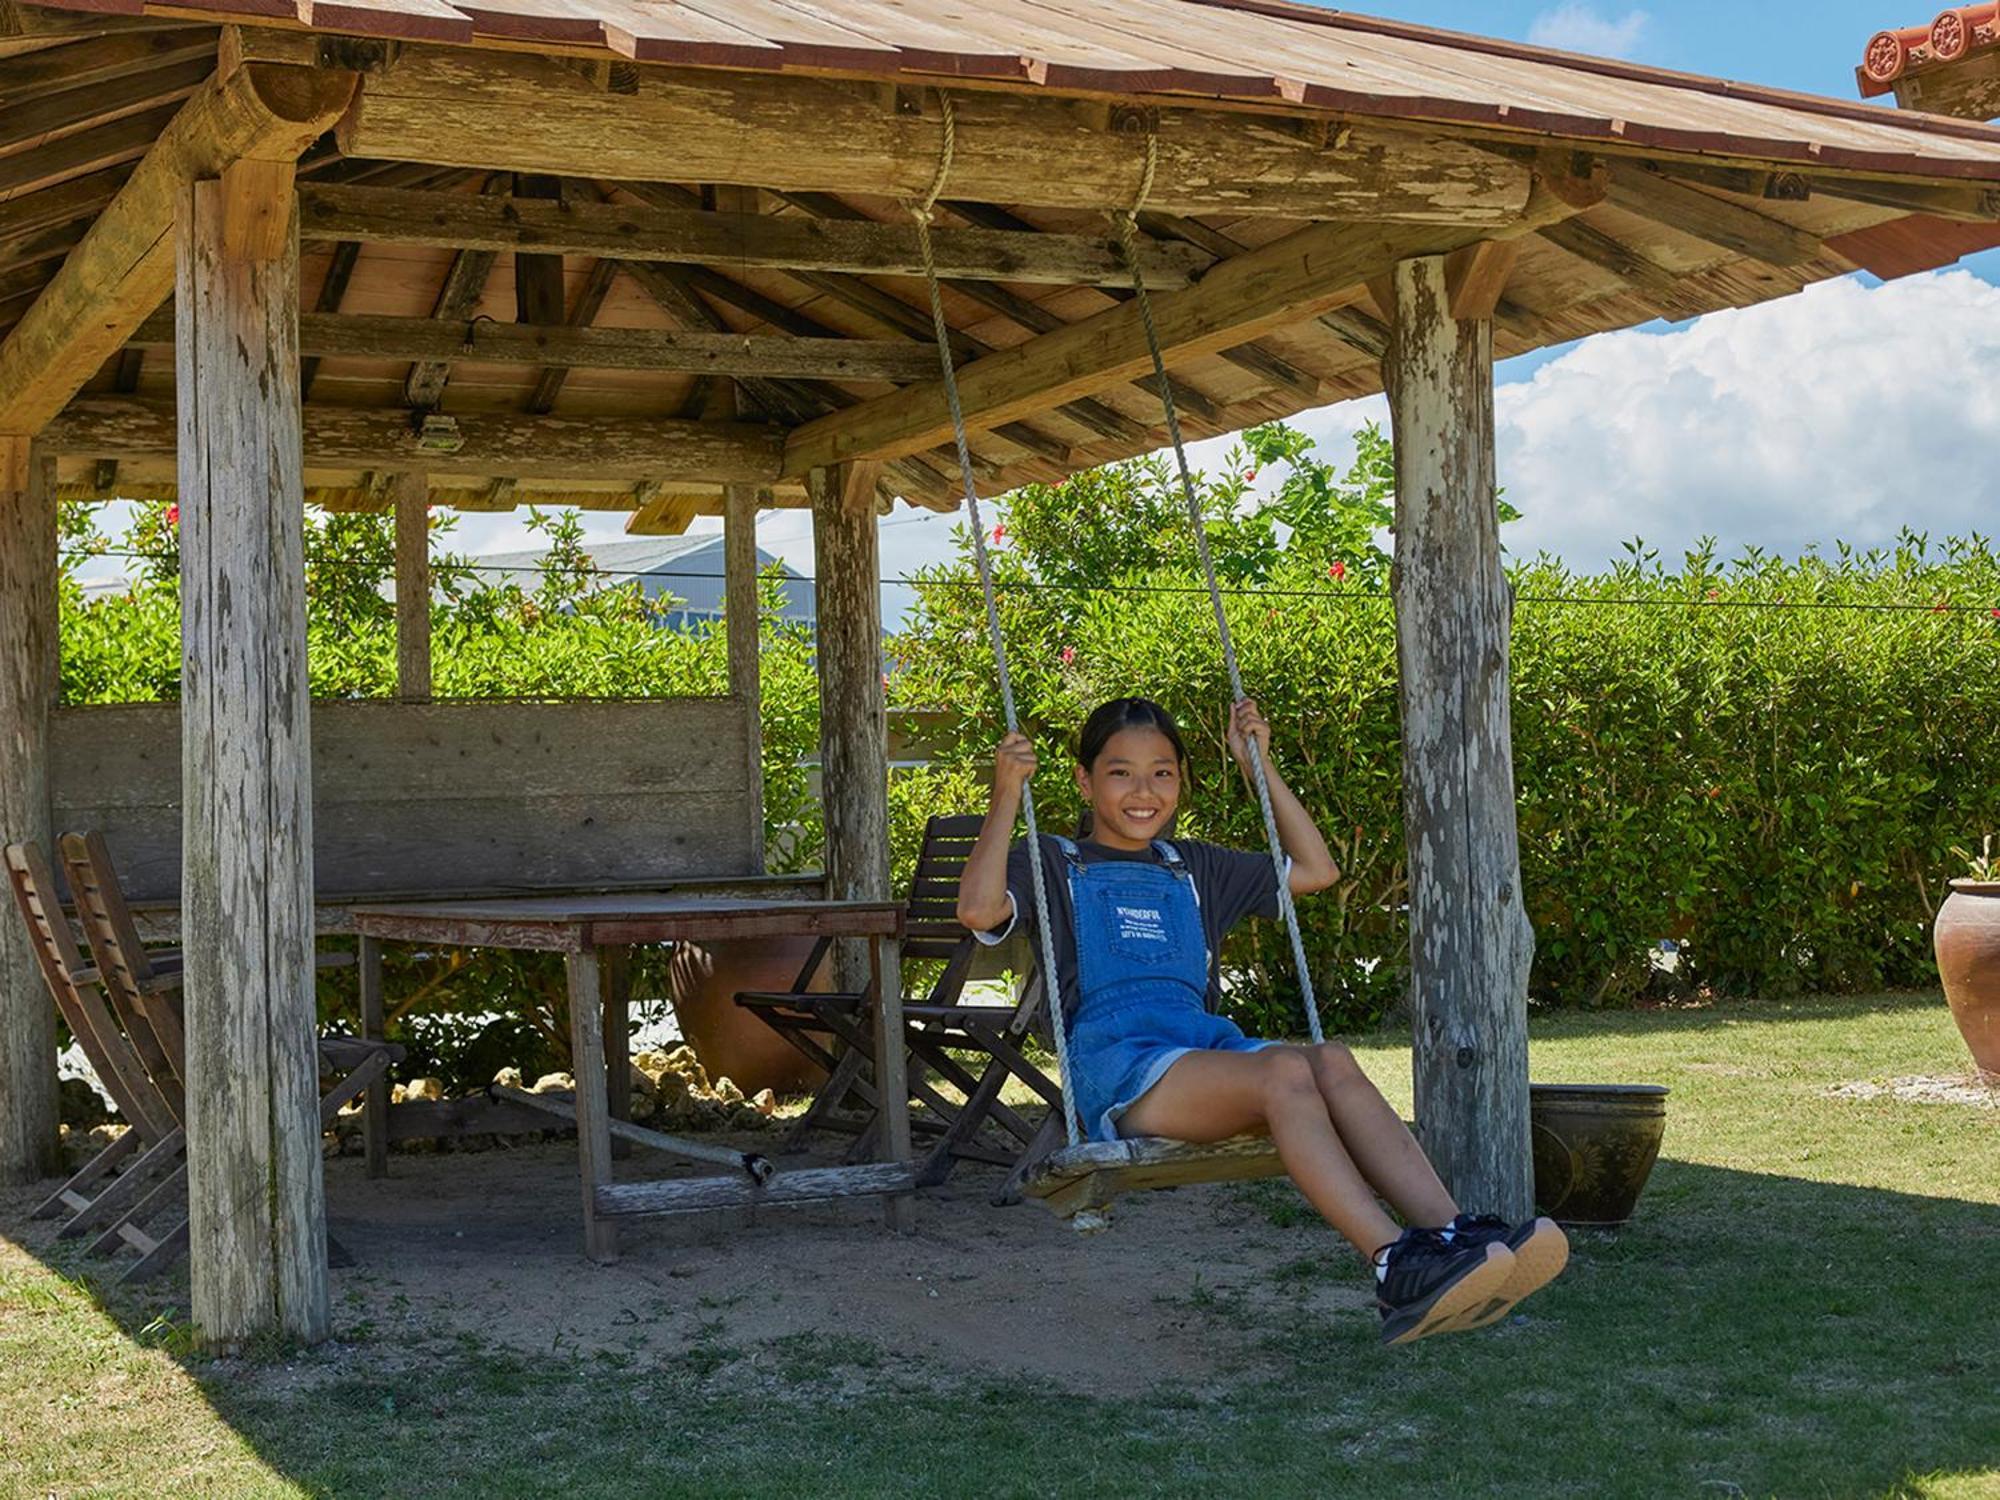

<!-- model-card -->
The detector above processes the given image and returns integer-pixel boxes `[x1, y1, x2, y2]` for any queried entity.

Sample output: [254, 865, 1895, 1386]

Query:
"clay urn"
[1935, 879, 2000, 1079]
[667, 937, 829, 1096]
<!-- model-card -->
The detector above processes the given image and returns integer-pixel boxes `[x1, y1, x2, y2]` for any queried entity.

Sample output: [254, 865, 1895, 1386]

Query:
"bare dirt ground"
[288, 1137, 1366, 1397]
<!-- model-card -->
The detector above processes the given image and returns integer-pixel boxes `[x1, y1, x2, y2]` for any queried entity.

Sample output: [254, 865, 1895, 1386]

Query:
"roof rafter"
[298, 180, 1212, 288]
[785, 169, 1604, 473]
[0, 36, 356, 438]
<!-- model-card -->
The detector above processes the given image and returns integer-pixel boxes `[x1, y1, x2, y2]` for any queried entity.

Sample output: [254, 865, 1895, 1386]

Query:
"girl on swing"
[958, 695, 1569, 1346]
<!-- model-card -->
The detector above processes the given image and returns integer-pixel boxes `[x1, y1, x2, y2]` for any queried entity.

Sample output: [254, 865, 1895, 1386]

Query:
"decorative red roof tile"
[1861, 4, 2000, 95]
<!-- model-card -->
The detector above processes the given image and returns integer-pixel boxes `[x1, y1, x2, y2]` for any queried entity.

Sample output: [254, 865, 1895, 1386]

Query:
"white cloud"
[1278, 269, 2000, 570]
[1526, 4, 1650, 58]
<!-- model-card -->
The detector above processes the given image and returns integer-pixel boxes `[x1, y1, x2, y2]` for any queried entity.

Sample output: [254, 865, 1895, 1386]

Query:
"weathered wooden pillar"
[177, 159, 328, 1346]
[810, 462, 888, 920]
[1384, 253, 1535, 1222]
[723, 482, 765, 871]
[392, 471, 430, 703]
[809, 461, 911, 1231]
[0, 436, 59, 1185]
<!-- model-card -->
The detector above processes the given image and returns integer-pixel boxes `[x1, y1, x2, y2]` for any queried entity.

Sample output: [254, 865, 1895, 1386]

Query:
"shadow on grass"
[8, 1149, 1997, 1499]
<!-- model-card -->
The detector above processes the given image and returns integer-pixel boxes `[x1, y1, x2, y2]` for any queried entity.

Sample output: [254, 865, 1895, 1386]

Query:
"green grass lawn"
[4, 991, 1996, 1499]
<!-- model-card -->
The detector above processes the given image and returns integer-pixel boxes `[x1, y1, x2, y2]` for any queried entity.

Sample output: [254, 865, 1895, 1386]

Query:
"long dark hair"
[1074, 698, 1189, 839]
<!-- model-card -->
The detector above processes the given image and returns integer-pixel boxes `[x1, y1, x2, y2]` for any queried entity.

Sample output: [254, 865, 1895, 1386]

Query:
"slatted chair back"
[903, 814, 985, 962]
[57, 831, 187, 1096]
[2, 842, 178, 1143]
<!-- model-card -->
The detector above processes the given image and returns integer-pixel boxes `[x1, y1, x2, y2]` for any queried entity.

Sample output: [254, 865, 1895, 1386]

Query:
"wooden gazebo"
[4, 0, 2000, 1348]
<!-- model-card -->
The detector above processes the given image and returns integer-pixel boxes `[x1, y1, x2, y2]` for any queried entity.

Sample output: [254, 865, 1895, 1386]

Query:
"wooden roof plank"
[0, 27, 216, 107]
[295, 180, 1212, 287]
[0, 56, 356, 437]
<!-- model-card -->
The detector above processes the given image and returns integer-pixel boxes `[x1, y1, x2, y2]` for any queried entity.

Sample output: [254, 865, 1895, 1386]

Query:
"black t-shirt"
[978, 835, 1284, 1022]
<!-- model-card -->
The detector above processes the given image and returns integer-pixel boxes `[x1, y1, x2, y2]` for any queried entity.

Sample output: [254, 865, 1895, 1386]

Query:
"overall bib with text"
[1058, 837, 1275, 1142]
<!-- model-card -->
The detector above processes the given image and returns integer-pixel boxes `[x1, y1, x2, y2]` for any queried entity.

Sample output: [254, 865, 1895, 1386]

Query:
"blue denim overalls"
[1055, 836, 1274, 1141]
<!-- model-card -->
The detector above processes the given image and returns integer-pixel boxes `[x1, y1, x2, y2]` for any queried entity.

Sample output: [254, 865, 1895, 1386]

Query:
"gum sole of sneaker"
[1381, 1245, 1514, 1347]
[1444, 1220, 1572, 1333]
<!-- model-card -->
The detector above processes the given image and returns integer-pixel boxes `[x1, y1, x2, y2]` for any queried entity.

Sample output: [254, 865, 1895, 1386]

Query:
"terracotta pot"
[667, 938, 830, 1096]
[1529, 1083, 1669, 1227]
[1934, 879, 2000, 1078]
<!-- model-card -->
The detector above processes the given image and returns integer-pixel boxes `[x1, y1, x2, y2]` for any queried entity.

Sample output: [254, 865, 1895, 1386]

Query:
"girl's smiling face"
[1075, 725, 1182, 851]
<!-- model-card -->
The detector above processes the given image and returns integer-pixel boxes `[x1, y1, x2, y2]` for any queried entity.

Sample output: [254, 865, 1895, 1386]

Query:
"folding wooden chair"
[39, 831, 399, 1282]
[7, 841, 190, 1273]
[735, 815, 1066, 1190]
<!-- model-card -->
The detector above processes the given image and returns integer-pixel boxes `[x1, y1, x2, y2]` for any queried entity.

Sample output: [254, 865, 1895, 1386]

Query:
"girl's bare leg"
[1302, 1042, 1458, 1228]
[1117, 1048, 1401, 1257]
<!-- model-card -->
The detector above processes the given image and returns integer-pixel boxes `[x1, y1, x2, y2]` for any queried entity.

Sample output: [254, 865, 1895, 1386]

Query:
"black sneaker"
[1437, 1213, 1571, 1331]
[1374, 1227, 1514, 1346]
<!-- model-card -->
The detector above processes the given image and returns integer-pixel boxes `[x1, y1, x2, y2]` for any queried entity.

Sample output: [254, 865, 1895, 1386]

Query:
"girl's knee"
[1258, 1047, 1321, 1108]
[1308, 1040, 1362, 1087]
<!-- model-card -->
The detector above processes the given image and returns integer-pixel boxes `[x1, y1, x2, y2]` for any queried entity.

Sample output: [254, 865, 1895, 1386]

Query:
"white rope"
[1116, 135, 1325, 1045]
[908, 96, 1086, 1150]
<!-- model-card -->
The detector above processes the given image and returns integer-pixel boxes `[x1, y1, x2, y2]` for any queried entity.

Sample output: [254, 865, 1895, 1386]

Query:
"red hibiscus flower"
[164, 504, 180, 527]
[1328, 559, 1347, 581]
[1059, 645, 1076, 665]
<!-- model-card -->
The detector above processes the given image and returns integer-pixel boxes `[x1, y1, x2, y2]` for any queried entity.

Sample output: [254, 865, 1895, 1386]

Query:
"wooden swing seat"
[1020, 1132, 1285, 1222]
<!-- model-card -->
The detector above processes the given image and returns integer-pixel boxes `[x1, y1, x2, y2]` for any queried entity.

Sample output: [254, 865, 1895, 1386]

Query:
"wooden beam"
[134, 308, 944, 383]
[393, 471, 430, 703]
[403, 173, 507, 411]
[511, 173, 565, 327]
[1534, 216, 1682, 297]
[0, 437, 58, 1185]
[175, 167, 329, 1348]
[296, 181, 1212, 289]
[220, 158, 294, 263]
[293, 39, 1536, 222]
[785, 220, 1494, 472]
[808, 460, 910, 1231]
[1604, 161, 1824, 267]
[723, 480, 764, 874]
[0, 44, 356, 436]
[42, 396, 788, 484]
[1445, 239, 1522, 320]
[789, 166, 1601, 470]
[626, 491, 702, 535]
[527, 257, 616, 412]
[1384, 253, 1533, 1223]
[297, 239, 359, 399]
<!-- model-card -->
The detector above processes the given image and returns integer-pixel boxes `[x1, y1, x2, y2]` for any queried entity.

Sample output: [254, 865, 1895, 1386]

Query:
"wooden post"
[0, 434, 58, 1185]
[392, 470, 430, 702]
[359, 935, 388, 1179]
[723, 482, 764, 872]
[564, 946, 617, 1263]
[1384, 254, 1536, 1223]
[808, 461, 910, 1230]
[176, 158, 329, 1347]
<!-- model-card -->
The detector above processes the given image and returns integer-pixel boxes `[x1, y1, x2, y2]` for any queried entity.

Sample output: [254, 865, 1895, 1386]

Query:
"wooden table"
[350, 893, 911, 1262]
